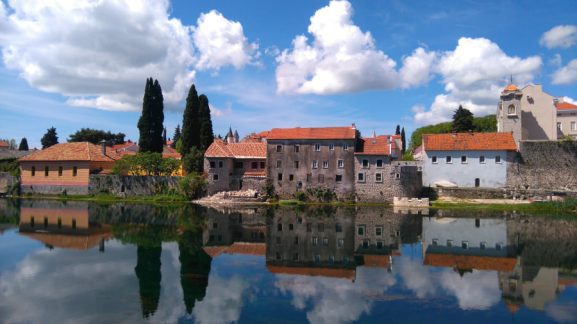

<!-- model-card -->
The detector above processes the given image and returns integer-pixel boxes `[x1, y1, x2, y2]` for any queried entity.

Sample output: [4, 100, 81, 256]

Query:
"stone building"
[555, 100, 577, 139]
[421, 132, 517, 188]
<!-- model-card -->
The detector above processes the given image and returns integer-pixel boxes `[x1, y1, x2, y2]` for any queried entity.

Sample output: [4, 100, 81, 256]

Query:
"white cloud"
[413, 37, 542, 124]
[545, 301, 577, 323]
[400, 47, 437, 88]
[562, 96, 577, 105]
[193, 275, 248, 324]
[193, 10, 259, 71]
[439, 270, 500, 310]
[540, 25, 577, 49]
[549, 53, 562, 67]
[0, 1, 256, 111]
[552, 59, 577, 84]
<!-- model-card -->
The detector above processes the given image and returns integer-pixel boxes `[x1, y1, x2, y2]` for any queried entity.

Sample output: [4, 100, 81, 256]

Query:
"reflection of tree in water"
[179, 229, 211, 314]
[135, 244, 162, 319]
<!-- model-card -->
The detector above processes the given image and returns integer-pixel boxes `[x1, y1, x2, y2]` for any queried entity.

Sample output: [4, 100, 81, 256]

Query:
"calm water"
[0, 199, 576, 324]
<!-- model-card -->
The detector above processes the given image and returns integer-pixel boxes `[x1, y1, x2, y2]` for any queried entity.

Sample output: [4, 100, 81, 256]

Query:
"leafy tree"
[473, 114, 498, 133]
[183, 147, 203, 174]
[178, 172, 207, 199]
[112, 152, 181, 176]
[401, 127, 406, 154]
[452, 105, 474, 132]
[172, 125, 181, 149]
[68, 128, 125, 145]
[181, 84, 200, 156]
[18, 138, 29, 151]
[41, 127, 59, 149]
[395, 125, 401, 135]
[198, 94, 214, 151]
[138, 78, 165, 153]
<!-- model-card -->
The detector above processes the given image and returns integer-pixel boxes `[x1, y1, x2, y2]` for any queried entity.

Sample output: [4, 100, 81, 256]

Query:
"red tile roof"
[267, 126, 357, 140]
[243, 170, 267, 177]
[356, 135, 398, 155]
[423, 132, 517, 151]
[0, 140, 9, 148]
[162, 146, 182, 159]
[203, 243, 266, 257]
[205, 139, 266, 158]
[267, 265, 356, 280]
[424, 253, 517, 272]
[19, 142, 120, 162]
[362, 255, 391, 268]
[556, 102, 577, 111]
[503, 84, 519, 92]
[20, 230, 112, 250]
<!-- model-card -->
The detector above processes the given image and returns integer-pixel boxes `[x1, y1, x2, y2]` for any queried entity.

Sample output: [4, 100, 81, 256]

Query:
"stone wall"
[241, 176, 267, 193]
[507, 141, 577, 190]
[430, 186, 577, 200]
[354, 160, 422, 203]
[89, 175, 180, 197]
[0, 172, 18, 195]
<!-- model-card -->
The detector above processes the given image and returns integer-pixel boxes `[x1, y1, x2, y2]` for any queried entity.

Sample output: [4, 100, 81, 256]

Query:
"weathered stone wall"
[241, 176, 267, 192]
[507, 141, 577, 190]
[21, 184, 89, 195]
[205, 158, 233, 195]
[89, 175, 180, 197]
[0, 172, 18, 195]
[431, 186, 577, 200]
[354, 160, 422, 203]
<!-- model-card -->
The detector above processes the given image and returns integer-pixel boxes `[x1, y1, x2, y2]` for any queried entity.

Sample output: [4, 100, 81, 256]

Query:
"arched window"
[507, 104, 516, 115]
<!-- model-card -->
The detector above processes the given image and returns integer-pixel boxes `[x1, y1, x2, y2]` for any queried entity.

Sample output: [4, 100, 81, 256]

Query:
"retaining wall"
[89, 175, 181, 197]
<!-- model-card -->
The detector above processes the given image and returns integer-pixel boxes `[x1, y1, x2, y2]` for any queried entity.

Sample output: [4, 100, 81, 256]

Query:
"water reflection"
[0, 200, 575, 323]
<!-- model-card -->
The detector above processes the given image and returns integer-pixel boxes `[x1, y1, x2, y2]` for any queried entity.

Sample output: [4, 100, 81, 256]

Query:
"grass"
[13, 192, 190, 204]
[431, 199, 577, 218]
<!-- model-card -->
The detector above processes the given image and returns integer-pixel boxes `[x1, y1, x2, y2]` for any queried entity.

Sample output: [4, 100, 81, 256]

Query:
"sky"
[1, 0, 576, 149]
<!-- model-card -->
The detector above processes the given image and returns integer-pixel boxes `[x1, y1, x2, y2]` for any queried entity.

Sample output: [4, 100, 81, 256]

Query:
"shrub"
[294, 191, 307, 202]
[178, 172, 206, 199]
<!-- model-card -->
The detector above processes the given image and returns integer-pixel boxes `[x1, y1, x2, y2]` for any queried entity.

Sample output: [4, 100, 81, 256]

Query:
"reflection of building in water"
[18, 206, 111, 250]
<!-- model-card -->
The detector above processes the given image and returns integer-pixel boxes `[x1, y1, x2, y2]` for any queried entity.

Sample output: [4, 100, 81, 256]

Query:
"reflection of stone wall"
[89, 175, 180, 197]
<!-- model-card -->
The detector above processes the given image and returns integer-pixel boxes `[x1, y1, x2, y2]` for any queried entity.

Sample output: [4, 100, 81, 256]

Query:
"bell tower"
[497, 83, 523, 147]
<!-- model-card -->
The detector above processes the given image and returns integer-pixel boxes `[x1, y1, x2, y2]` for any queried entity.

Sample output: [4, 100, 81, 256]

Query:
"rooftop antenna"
[510, 74, 513, 84]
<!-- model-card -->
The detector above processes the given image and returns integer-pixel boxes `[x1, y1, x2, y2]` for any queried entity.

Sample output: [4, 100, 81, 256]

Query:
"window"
[289, 224, 294, 231]
[294, 161, 299, 168]
[30, 217, 35, 227]
[362, 159, 369, 168]
[218, 161, 223, 168]
[312, 237, 318, 245]
[278, 173, 283, 181]
[432, 239, 438, 246]
[395, 173, 400, 179]
[377, 241, 384, 249]
[335, 174, 342, 182]
[557, 122, 562, 130]
[210, 161, 216, 168]
[213, 174, 219, 181]
[72, 166, 77, 177]
[480, 241, 487, 249]
[376, 159, 383, 168]
[507, 104, 516, 115]
[312, 160, 318, 169]
[337, 238, 344, 248]
[44, 166, 49, 177]
[252, 162, 258, 169]
[235, 161, 244, 169]
[277, 223, 283, 232]
[446, 156, 452, 163]
[572, 121, 577, 131]
[375, 173, 383, 182]
[315, 255, 320, 262]
[432, 156, 438, 164]
[58, 166, 63, 177]
[343, 144, 349, 151]
[276, 160, 282, 168]
[462, 241, 469, 249]
[319, 174, 325, 183]
[447, 239, 453, 248]
[329, 144, 334, 151]
[479, 155, 485, 164]
[461, 155, 467, 163]
[289, 174, 294, 181]
[362, 239, 370, 249]
[496, 243, 503, 250]
[335, 223, 342, 232]
[307, 223, 312, 232]
[314, 144, 321, 151]
[495, 155, 502, 163]
[260, 162, 265, 169]
[276, 145, 283, 152]
[323, 161, 328, 169]
[357, 172, 365, 182]
[294, 145, 300, 152]
[322, 237, 329, 245]
[357, 225, 365, 236]
[31, 166, 36, 177]
[376, 226, 383, 236]
[337, 160, 344, 168]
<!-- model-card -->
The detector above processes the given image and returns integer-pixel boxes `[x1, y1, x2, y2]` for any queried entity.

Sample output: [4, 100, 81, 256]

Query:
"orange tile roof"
[556, 102, 577, 111]
[267, 265, 356, 280]
[205, 139, 266, 158]
[243, 170, 267, 177]
[267, 126, 357, 140]
[203, 246, 228, 257]
[503, 84, 519, 92]
[110, 140, 137, 151]
[424, 253, 517, 272]
[0, 140, 9, 148]
[203, 243, 266, 257]
[19, 142, 120, 162]
[20, 226, 112, 250]
[362, 255, 391, 268]
[162, 146, 182, 159]
[356, 135, 398, 155]
[423, 132, 517, 151]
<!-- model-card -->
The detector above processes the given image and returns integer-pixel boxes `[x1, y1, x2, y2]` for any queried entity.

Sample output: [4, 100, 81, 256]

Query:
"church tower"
[497, 83, 523, 147]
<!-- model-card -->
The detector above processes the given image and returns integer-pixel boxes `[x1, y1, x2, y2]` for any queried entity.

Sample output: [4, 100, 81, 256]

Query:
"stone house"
[555, 100, 577, 139]
[421, 132, 517, 188]
[266, 126, 359, 199]
[0, 140, 9, 150]
[204, 138, 267, 194]
[19, 142, 120, 195]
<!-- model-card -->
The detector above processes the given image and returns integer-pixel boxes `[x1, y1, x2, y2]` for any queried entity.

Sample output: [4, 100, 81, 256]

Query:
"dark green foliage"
[178, 172, 207, 199]
[172, 125, 181, 149]
[0, 158, 19, 176]
[68, 128, 125, 145]
[473, 114, 498, 133]
[138, 78, 165, 153]
[41, 127, 58, 149]
[452, 105, 474, 132]
[305, 187, 337, 202]
[112, 152, 181, 176]
[18, 138, 28, 151]
[134, 245, 162, 319]
[401, 127, 406, 154]
[395, 125, 400, 135]
[294, 191, 307, 202]
[183, 147, 204, 174]
[163, 127, 167, 144]
[181, 84, 201, 156]
[179, 230, 211, 314]
[198, 94, 214, 151]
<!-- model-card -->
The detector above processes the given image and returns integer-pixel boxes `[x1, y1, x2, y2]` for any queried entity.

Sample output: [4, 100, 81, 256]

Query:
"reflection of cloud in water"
[193, 275, 248, 324]
[545, 301, 577, 323]
[398, 258, 437, 298]
[274, 267, 395, 324]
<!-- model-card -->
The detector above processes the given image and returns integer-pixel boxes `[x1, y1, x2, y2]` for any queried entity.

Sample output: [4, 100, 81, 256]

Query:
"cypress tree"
[181, 85, 200, 156]
[41, 127, 59, 149]
[172, 125, 181, 149]
[138, 78, 164, 153]
[401, 127, 406, 154]
[151, 80, 165, 152]
[163, 127, 167, 145]
[138, 78, 154, 152]
[452, 105, 474, 132]
[18, 138, 29, 151]
[395, 125, 401, 135]
[198, 94, 214, 151]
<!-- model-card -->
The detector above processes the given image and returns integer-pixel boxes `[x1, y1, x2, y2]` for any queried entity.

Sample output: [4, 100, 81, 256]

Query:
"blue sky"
[1, 0, 576, 148]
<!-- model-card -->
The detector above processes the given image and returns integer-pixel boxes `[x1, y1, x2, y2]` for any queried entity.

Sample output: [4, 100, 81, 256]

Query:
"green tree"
[138, 78, 165, 153]
[198, 94, 214, 151]
[183, 147, 203, 174]
[41, 127, 59, 149]
[68, 128, 125, 144]
[178, 172, 207, 199]
[172, 125, 181, 149]
[452, 105, 474, 132]
[395, 125, 401, 135]
[181, 84, 200, 156]
[18, 138, 29, 151]
[401, 127, 406, 154]
[112, 153, 181, 176]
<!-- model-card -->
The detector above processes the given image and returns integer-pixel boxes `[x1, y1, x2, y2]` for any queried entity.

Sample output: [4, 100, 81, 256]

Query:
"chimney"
[351, 123, 356, 129]
[100, 140, 107, 156]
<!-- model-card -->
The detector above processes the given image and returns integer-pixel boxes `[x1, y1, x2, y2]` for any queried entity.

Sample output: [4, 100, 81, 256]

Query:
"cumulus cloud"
[400, 48, 437, 88]
[540, 25, 577, 49]
[552, 59, 577, 84]
[193, 275, 248, 324]
[0, 1, 257, 111]
[439, 270, 500, 310]
[413, 37, 542, 124]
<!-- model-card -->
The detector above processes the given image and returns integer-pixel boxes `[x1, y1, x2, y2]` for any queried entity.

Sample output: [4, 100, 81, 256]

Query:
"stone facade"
[0, 172, 18, 195]
[89, 175, 180, 196]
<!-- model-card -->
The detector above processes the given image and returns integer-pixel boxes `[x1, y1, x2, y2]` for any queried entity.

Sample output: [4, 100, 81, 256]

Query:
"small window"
[57, 218, 62, 229]
[362, 239, 370, 249]
[461, 155, 467, 163]
[375, 226, 383, 236]
[323, 161, 328, 169]
[479, 155, 485, 164]
[260, 162, 265, 169]
[276, 145, 283, 152]
[294, 145, 300, 152]
[278, 173, 283, 181]
[362, 159, 369, 168]
[557, 122, 562, 130]
[335, 223, 342, 232]
[31, 166, 36, 177]
[44, 166, 49, 177]
[218, 161, 223, 168]
[315, 255, 320, 262]
[213, 174, 219, 181]
[30, 217, 35, 227]
[289, 224, 294, 231]
[275, 252, 281, 260]
[432, 156, 438, 164]
[376, 241, 384, 249]
[446, 156, 452, 164]
[337, 160, 344, 168]
[210, 161, 216, 168]
[312, 160, 318, 169]
[252, 162, 258, 169]
[572, 121, 577, 131]
[58, 166, 63, 177]
[72, 166, 77, 177]
[480, 241, 487, 249]
[395, 173, 400, 179]
[329, 144, 334, 151]
[72, 219, 76, 230]
[322, 237, 329, 245]
[44, 217, 48, 228]
[235, 161, 244, 169]
[312, 237, 318, 245]
[357, 173, 365, 182]
[337, 238, 344, 248]
[294, 161, 299, 168]
[508, 104, 516, 115]
[293, 252, 299, 260]
[375, 173, 383, 182]
[447, 239, 453, 248]
[462, 241, 469, 249]
[314, 144, 321, 151]
[277, 223, 283, 232]
[335, 174, 342, 182]
[276, 160, 282, 168]
[343, 144, 349, 151]
[319, 174, 325, 183]
[357, 225, 365, 236]
[495, 155, 502, 163]
[289, 174, 294, 181]
[496, 243, 503, 250]
[432, 239, 438, 246]
[376, 159, 383, 168]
